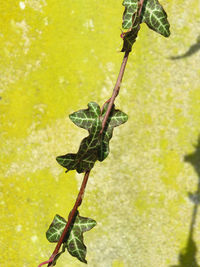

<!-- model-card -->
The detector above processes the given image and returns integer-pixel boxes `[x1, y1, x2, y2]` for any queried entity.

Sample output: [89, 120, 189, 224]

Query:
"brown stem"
[38, 53, 129, 267]
[38, 171, 90, 267]
[38, 52, 130, 267]
[39, 51, 130, 267]
[138, 0, 144, 16]
[100, 51, 129, 134]
[49, 170, 90, 265]
[100, 0, 146, 132]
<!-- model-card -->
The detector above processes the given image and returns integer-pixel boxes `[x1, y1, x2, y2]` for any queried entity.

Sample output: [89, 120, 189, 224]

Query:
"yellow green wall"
[1, 0, 200, 266]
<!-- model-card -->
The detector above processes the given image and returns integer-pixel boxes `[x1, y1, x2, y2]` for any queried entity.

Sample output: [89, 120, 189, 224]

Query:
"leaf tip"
[56, 155, 65, 166]
[165, 29, 170, 38]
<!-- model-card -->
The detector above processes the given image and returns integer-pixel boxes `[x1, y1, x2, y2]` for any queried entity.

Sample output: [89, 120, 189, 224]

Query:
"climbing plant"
[38, 0, 170, 266]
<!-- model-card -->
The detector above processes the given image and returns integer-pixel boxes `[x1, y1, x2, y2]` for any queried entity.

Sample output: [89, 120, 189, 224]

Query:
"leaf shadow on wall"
[169, 35, 200, 60]
[171, 137, 200, 267]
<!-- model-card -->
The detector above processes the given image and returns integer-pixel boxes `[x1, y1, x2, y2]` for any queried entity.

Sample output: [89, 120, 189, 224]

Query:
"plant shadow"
[170, 137, 200, 267]
[169, 35, 200, 60]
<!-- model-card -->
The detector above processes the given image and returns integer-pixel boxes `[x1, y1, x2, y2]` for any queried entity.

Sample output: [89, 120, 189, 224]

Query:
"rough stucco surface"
[0, 0, 200, 266]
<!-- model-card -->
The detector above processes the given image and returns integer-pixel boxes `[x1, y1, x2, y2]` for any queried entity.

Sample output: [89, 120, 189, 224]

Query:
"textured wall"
[1, 0, 200, 266]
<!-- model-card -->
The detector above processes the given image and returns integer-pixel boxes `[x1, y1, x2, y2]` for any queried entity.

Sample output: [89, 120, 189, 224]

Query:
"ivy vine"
[38, 0, 170, 266]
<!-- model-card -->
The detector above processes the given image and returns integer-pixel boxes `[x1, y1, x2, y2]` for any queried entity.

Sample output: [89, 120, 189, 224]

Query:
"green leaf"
[46, 214, 66, 242]
[98, 103, 128, 161]
[56, 102, 101, 173]
[121, 16, 141, 52]
[121, 0, 141, 52]
[46, 211, 96, 264]
[56, 102, 128, 173]
[141, 0, 170, 37]
[121, 0, 170, 52]
[122, 0, 139, 29]
[69, 102, 101, 131]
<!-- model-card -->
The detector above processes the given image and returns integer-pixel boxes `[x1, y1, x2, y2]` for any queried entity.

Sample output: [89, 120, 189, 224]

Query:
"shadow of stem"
[170, 136, 200, 267]
[169, 35, 200, 60]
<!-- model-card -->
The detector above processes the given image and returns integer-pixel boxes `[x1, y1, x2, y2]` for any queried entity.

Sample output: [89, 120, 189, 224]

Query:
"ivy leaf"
[46, 211, 96, 264]
[56, 102, 101, 173]
[69, 101, 101, 131]
[121, 0, 170, 52]
[56, 102, 128, 173]
[121, 15, 141, 52]
[98, 103, 128, 161]
[122, 0, 139, 29]
[141, 0, 170, 37]
[121, 0, 141, 52]
[46, 214, 66, 242]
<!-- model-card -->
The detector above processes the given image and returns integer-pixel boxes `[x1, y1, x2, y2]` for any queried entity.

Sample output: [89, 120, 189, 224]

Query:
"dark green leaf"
[69, 102, 101, 131]
[121, 0, 170, 52]
[46, 214, 66, 242]
[141, 0, 170, 37]
[56, 102, 128, 173]
[122, 0, 139, 29]
[121, 16, 140, 52]
[46, 211, 96, 264]
[121, 0, 141, 52]
[56, 102, 101, 173]
[98, 103, 128, 161]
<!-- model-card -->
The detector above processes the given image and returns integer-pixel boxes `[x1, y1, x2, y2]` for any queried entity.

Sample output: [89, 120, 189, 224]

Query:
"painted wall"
[1, 0, 200, 266]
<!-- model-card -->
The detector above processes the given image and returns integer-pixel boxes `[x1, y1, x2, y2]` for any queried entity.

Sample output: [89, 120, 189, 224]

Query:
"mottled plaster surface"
[0, 0, 200, 266]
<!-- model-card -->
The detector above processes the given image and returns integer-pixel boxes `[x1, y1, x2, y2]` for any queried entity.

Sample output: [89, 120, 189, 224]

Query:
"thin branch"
[101, 0, 145, 133]
[100, 51, 129, 134]
[48, 170, 90, 265]
[38, 52, 129, 267]
[38, 171, 90, 267]
[38, 259, 52, 267]
[138, 0, 144, 16]
[38, 49, 131, 267]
